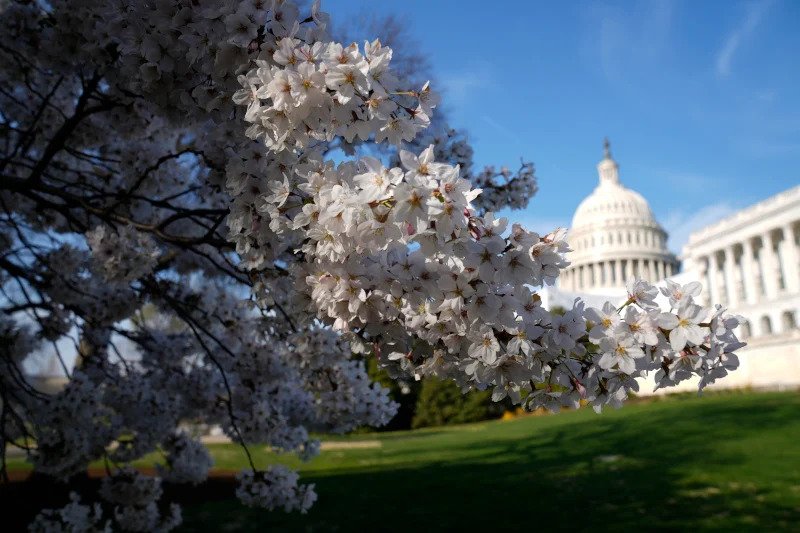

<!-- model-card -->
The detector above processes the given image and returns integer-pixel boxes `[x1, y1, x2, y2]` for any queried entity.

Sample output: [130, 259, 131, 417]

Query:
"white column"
[580, 265, 588, 289]
[741, 238, 756, 303]
[648, 260, 656, 281]
[694, 258, 709, 306]
[614, 260, 622, 286]
[656, 260, 664, 281]
[602, 261, 611, 286]
[781, 224, 799, 293]
[734, 247, 745, 302]
[724, 246, 738, 307]
[708, 253, 720, 304]
[762, 232, 779, 298]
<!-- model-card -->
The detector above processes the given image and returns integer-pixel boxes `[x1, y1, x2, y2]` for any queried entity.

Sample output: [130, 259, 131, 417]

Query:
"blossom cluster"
[1, 0, 408, 525]
[390, 125, 539, 215]
[99, 468, 183, 532]
[30, 469, 182, 532]
[223, 1, 745, 417]
[233, 37, 437, 151]
[233, 126, 743, 411]
[226, 32, 440, 270]
[157, 433, 215, 485]
[87, 225, 161, 283]
[236, 466, 317, 513]
[29, 493, 110, 533]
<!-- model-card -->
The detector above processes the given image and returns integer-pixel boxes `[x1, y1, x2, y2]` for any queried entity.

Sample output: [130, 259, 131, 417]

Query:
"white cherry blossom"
[658, 301, 708, 351]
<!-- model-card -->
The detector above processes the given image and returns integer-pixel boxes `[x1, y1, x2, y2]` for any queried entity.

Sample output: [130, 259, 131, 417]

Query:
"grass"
[7, 391, 800, 531]
[180, 391, 800, 531]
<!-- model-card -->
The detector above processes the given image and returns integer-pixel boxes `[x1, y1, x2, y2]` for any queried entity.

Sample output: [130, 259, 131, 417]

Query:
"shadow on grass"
[180, 398, 799, 531]
[4, 394, 799, 531]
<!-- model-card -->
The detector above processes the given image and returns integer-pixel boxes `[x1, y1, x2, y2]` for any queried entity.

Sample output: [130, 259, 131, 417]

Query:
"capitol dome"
[559, 140, 678, 295]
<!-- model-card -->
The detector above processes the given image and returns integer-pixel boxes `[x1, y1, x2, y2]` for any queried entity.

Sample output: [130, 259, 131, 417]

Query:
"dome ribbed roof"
[571, 180, 657, 231]
[571, 141, 658, 232]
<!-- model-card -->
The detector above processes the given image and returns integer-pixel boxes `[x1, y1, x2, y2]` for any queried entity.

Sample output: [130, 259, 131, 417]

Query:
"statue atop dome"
[598, 137, 619, 185]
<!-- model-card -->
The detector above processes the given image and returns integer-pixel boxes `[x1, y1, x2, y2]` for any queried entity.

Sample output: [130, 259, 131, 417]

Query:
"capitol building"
[559, 140, 679, 298]
[542, 141, 800, 394]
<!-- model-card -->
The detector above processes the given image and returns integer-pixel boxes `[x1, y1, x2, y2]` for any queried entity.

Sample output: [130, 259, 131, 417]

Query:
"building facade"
[682, 185, 800, 339]
[674, 185, 800, 391]
[548, 141, 800, 393]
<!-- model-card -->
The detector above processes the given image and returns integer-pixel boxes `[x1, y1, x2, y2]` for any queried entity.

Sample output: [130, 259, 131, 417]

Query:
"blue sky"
[335, 0, 800, 253]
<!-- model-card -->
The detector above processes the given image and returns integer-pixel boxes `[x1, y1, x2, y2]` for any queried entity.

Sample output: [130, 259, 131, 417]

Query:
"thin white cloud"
[480, 115, 523, 148]
[662, 202, 740, 255]
[439, 72, 483, 102]
[438, 61, 494, 109]
[739, 138, 800, 157]
[652, 169, 724, 193]
[715, 0, 773, 77]
[585, 0, 673, 81]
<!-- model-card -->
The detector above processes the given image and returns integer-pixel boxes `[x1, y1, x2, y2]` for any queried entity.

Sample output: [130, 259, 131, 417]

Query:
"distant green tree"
[365, 358, 420, 431]
[411, 378, 505, 429]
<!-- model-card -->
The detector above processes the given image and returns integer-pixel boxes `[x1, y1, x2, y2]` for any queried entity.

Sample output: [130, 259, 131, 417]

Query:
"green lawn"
[179, 391, 800, 531]
[8, 391, 799, 531]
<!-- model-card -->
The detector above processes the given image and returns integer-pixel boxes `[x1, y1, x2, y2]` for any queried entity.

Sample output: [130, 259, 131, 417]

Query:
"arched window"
[760, 316, 773, 336]
[782, 311, 797, 332]
[739, 320, 751, 339]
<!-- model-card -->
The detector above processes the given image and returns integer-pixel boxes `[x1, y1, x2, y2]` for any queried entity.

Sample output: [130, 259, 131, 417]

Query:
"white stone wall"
[550, 184, 800, 396]
[646, 186, 800, 394]
[680, 185, 800, 341]
[636, 334, 800, 395]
